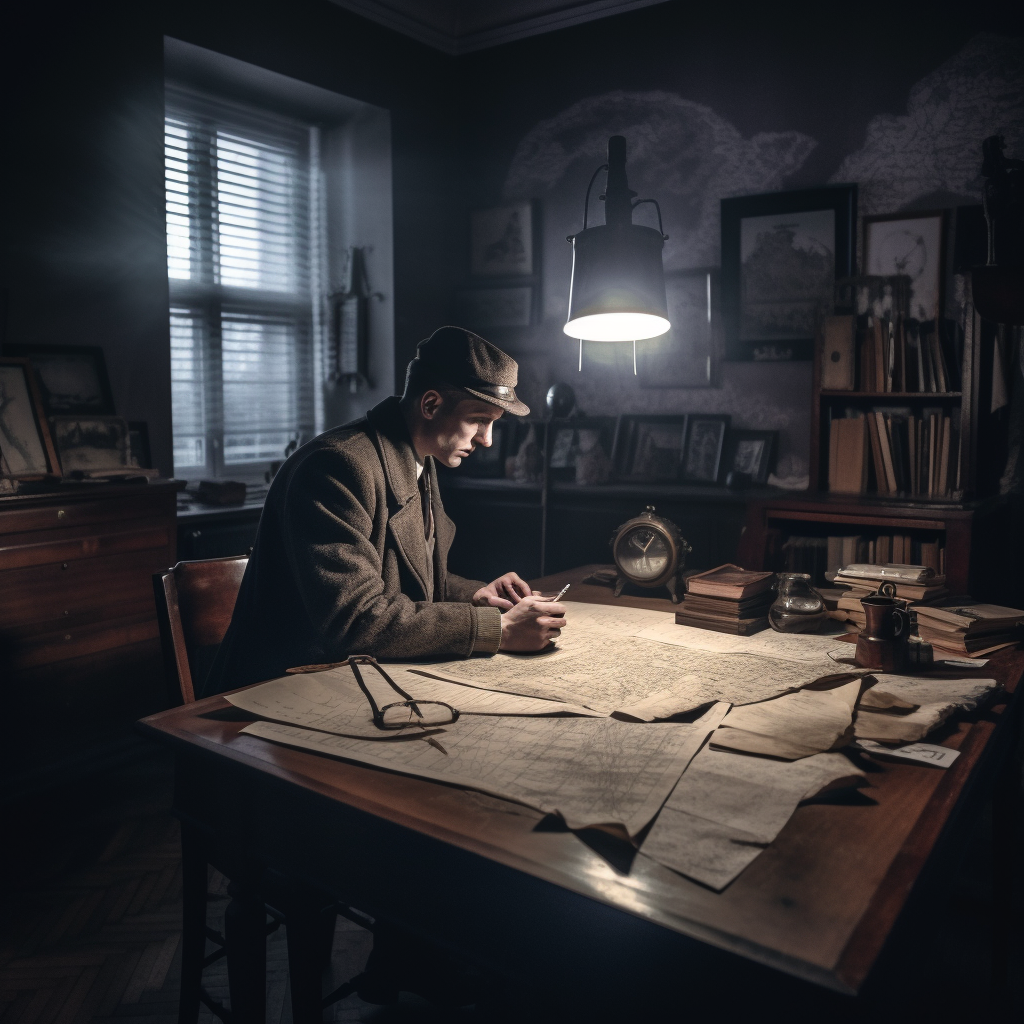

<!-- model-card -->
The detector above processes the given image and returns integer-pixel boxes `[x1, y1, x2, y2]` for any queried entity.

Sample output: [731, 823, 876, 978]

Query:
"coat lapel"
[426, 458, 453, 598]
[366, 397, 431, 600]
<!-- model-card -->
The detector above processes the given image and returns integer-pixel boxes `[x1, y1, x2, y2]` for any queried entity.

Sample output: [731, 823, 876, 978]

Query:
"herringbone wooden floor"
[0, 754, 478, 1024]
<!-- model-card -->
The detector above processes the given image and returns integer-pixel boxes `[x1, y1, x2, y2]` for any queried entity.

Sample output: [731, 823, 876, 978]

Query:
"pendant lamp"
[564, 136, 670, 345]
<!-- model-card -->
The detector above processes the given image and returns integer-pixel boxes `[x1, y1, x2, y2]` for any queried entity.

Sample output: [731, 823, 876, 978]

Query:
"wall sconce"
[565, 136, 670, 371]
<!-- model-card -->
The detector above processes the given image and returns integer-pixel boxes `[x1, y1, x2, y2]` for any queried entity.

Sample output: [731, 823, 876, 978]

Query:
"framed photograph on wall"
[721, 185, 857, 361]
[863, 211, 947, 322]
[635, 269, 717, 388]
[722, 429, 777, 484]
[548, 417, 615, 483]
[0, 357, 61, 477]
[3, 343, 115, 416]
[681, 414, 730, 483]
[470, 202, 536, 278]
[455, 287, 534, 330]
[612, 414, 688, 483]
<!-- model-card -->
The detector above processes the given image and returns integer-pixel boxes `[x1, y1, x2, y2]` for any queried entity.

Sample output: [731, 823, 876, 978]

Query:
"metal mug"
[856, 594, 912, 670]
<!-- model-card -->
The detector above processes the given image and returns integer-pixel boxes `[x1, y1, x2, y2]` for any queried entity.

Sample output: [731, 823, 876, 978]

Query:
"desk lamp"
[565, 135, 670, 371]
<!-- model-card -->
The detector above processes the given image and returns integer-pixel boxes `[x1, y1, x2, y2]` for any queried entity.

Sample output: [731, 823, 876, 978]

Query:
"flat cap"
[413, 326, 530, 416]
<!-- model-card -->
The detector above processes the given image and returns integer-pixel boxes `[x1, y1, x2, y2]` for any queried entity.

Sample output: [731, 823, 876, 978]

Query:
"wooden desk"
[137, 565, 1023, 1017]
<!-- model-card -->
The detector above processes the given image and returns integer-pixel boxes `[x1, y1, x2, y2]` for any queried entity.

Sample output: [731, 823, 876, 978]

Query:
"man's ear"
[419, 390, 444, 420]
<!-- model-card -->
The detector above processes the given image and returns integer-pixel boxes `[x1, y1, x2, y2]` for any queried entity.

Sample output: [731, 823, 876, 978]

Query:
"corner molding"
[328, 0, 671, 55]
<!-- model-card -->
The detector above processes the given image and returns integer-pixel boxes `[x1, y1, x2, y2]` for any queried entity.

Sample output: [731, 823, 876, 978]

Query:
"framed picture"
[612, 414, 688, 483]
[51, 415, 131, 474]
[721, 185, 857, 361]
[3, 343, 115, 416]
[863, 211, 947, 322]
[722, 429, 777, 484]
[470, 202, 535, 278]
[459, 418, 513, 478]
[547, 417, 616, 484]
[0, 357, 61, 477]
[681, 414, 730, 483]
[128, 421, 152, 470]
[456, 287, 534, 330]
[636, 269, 717, 388]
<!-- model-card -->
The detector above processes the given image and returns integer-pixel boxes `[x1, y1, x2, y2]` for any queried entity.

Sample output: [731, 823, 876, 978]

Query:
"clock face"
[616, 525, 672, 582]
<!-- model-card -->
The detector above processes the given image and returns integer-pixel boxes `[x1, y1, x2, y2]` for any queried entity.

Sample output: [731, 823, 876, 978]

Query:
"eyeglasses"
[342, 655, 460, 731]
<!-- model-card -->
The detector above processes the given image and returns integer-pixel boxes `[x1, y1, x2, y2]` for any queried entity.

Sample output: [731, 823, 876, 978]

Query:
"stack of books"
[914, 604, 1024, 657]
[828, 563, 948, 631]
[676, 564, 775, 636]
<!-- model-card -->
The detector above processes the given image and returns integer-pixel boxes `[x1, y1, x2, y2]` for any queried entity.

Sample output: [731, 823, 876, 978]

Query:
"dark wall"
[3, 0, 461, 476]
[454, 3, 1024, 479]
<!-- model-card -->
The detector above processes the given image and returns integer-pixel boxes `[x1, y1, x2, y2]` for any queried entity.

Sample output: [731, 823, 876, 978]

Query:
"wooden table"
[137, 564, 1023, 1019]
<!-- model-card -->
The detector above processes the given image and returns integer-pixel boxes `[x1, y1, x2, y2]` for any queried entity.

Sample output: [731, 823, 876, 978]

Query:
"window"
[164, 88, 321, 479]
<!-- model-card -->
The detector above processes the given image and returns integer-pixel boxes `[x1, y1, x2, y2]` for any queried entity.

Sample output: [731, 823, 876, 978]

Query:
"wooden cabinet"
[0, 481, 179, 799]
[736, 493, 1012, 602]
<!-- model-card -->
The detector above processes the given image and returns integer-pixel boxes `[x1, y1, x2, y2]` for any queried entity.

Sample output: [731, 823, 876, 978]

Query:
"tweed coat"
[202, 396, 498, 696]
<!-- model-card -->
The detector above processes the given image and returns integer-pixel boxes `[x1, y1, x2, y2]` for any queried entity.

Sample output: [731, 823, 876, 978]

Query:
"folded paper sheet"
[639, 747, 866, 890]
[242, 703, 730, 838]
[854, 674, 998, 743]
[226, 664, 600, 738]
[413, 626, 845, 720]
[711, 679, 862, 760]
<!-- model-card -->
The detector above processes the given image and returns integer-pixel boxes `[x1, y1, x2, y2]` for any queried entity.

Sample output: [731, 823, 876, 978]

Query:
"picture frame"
[612, 414, 689, 483]
[0, 356, 61, 477]
[722, 429, 777, 485]
[455, 287, 534, 330]
[636, 269, 718, 388]
[862, 210, 947, 322]
[470, 202, 536, 278]
[3, 342, 116, 416]
[128, 421, 152, 470]
[51, 415, 132, 474]
[547, 417, 616, 484]
[681, 414, 730, 483]
[459, 418, 513, 478]
[721, 185, 857, 361]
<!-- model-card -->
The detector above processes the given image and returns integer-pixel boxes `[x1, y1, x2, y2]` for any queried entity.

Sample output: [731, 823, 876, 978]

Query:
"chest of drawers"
[0, 481, 179, 798]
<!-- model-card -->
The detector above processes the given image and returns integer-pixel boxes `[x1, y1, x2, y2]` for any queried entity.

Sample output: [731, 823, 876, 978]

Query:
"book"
[830, 416, 868, 493]
[681, 594, 774, 618]
[685, 564, 775, 600]
[834, 563, 942, 585]
[914, 603, 1024, 634]
[874, 410, 897, 493]
[866, 412, 888, 495]
[674, 611, 770, 636]
[820, 316, 855, 390]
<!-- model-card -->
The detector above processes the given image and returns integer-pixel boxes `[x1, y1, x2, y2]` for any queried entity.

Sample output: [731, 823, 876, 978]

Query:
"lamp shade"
[564, 135, 670, 342]
[564, 223, 670, 341]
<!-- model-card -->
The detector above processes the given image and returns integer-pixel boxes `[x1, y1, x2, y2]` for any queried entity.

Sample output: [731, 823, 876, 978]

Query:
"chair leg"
[225, 874, 267, 1024]
[178, 825, 207, 1024]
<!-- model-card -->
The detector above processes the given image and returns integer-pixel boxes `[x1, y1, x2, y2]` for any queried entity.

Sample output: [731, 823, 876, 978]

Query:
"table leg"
[225, 875, 267, 1023]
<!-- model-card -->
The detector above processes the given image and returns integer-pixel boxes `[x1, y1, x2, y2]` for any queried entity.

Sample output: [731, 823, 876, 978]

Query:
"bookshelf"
[809, 310, 990, 500]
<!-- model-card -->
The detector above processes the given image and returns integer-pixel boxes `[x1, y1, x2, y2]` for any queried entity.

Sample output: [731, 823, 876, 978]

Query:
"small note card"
[855, 739, 961, 769]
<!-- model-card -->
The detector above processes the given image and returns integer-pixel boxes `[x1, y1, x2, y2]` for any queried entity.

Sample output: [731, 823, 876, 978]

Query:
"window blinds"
[165, 87, 317, 478]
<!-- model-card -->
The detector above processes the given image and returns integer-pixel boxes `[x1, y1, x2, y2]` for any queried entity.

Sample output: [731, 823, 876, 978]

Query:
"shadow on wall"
[487, 32, 1024, 483]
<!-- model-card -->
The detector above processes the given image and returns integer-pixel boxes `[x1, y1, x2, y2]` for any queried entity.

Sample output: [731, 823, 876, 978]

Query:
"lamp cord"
[580, 164, 609, 232]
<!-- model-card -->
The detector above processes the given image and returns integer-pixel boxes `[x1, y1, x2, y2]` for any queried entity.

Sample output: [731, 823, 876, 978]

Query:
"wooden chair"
[154, 555, 249, 707]
[153, 556, 353, 1024]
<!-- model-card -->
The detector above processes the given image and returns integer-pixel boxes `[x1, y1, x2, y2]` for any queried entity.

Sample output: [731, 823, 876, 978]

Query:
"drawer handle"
[62, 563, 69, 570]
[64, 634, 72, 642]
[57, 509, 66, 519]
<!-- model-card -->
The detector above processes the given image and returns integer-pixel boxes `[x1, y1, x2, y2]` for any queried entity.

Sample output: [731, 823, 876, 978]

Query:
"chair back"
[153, 555, 249, 704]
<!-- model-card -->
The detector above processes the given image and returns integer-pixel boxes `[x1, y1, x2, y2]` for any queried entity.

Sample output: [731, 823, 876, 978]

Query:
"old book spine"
[874, 410, 897, 495]
[866, 411, 887, 495]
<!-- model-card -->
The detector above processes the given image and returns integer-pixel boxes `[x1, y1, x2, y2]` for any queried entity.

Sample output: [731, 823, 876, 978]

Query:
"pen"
[551, 583, 571, 602]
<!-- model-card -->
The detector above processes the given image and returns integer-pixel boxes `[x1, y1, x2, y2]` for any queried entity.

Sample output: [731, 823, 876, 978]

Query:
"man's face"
[420, 394, 503, 469]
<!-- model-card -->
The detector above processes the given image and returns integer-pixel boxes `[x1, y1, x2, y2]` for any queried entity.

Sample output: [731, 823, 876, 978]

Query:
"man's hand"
[499, 596, 567, 652]
[472, 572, 532, 611]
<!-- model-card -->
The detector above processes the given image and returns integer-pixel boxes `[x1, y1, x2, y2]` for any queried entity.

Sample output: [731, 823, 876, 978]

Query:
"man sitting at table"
[203, 325, 567, 697]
